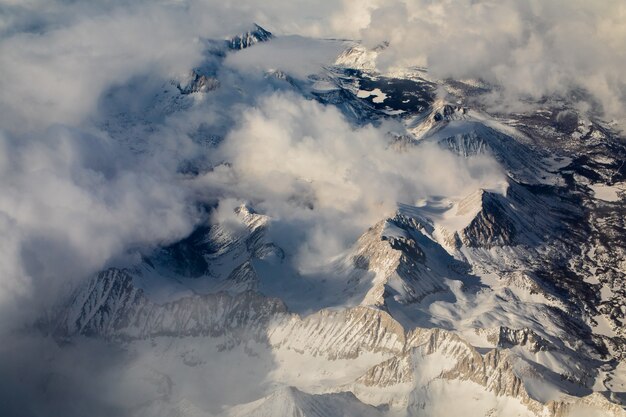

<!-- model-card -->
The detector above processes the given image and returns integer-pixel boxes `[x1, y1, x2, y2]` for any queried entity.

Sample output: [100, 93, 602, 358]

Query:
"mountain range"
[28, 24, 626, 417]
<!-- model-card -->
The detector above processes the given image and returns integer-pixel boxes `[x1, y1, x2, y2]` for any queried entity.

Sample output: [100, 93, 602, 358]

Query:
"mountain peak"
[228, 24, 273, 50]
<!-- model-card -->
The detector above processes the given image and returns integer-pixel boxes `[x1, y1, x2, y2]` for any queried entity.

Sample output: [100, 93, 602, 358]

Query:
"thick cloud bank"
[203, 93, 503, 267]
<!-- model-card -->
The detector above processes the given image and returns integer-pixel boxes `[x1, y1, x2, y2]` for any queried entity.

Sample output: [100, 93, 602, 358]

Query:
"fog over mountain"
[0, 1, 625, 416]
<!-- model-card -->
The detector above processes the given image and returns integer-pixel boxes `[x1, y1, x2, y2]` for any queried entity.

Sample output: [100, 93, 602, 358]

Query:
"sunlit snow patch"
[357, 88, 387, 103]
[589, 182, 625, 202]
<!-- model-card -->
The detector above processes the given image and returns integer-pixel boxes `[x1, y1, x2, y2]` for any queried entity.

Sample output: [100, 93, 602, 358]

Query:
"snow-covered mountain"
[33, 26, 626, 417]
[227, 24, 273, 50]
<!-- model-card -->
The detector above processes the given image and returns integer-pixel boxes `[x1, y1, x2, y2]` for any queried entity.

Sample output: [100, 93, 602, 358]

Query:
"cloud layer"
[2, 0, 625, 125]
[0, 125, 203, 330]
[354, 0, 626, 121]
[1, 0, 624, 327]
[0, 1, 623, 416]
[202, 92, 503, 267]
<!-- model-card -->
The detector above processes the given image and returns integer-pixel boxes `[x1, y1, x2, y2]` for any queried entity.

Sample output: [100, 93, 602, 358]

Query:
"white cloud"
[0, 3, 206, 129]
[200, 92, 504, 267]
[0, 0, 622, 332]
[0, 126, 202, 330]
[352, 0, 626, 122]
[3, 0, 625, 125]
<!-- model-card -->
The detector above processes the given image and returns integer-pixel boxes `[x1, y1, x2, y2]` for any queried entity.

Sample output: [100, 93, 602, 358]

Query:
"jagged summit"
[228, 23, 273, 50]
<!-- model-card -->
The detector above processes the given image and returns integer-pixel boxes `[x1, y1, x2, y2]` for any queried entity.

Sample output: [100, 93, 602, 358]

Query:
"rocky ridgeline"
[49, 266, 624, 416]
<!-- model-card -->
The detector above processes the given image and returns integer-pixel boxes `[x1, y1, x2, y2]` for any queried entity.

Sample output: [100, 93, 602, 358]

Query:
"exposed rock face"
[459, 190, 517, 248]
[53, 268, 287, 342]
[455, 181, 574, 249]
[148, 204, 280, 292]
[356, 355, 414, 387]
[348, 327, 542, 412]
[351, 327, 626, 417]
[228, 24, 273, 50]
[490, 327, 555, 352]
[437, 345, 539, 412]
[432, 104, 467, 122]
[269, 307, 406, 360]
[225, 262, 260, 292]
[177, 71, 220, 94]
[549, 393, 626, 417]
[49, 263, 626, 417]
[350, 220, 448, 306]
